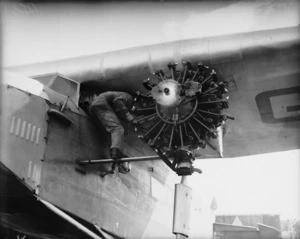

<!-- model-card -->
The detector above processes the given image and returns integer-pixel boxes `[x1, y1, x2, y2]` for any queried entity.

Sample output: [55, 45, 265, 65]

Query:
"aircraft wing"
[9, 26, 300, 159]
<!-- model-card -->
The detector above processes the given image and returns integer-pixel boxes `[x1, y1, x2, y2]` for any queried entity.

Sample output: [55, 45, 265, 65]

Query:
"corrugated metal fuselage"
[0, 78, 171, 238]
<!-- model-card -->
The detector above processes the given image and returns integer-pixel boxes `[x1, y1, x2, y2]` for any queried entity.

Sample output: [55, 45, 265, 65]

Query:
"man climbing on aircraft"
[89, 91, 136, 173]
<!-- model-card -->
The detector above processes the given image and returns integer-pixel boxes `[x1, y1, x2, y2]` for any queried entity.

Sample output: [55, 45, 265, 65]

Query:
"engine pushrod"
[78, 155, 161, 165]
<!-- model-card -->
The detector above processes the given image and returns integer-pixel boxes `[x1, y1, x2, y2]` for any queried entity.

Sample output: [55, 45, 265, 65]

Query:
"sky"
[192, 150, 300, 220]
[1, 0, 300, 235]
[1, 0, 299, 67]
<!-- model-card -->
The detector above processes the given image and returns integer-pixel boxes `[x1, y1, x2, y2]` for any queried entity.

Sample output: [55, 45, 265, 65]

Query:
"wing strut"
[77, 155, 161, 165]
[173, 176, 192, 239]
[38, 198, 112, 239]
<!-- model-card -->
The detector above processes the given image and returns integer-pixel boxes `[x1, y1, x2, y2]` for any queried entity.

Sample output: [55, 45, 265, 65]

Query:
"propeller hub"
[151, 79, 181, 107]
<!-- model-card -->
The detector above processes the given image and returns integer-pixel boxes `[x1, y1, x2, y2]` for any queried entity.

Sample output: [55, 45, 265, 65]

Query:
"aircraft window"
[50, 75, 79, 102]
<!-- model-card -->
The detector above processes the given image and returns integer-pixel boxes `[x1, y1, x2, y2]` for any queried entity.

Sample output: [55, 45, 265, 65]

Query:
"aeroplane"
[1, 3, 300, 239]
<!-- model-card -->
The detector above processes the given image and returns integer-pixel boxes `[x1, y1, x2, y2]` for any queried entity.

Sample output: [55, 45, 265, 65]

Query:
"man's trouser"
[90, 104, 124, 153]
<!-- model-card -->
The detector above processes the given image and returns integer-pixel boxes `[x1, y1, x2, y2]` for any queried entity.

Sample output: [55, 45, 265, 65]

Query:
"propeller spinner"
[151, 79, 182, 107]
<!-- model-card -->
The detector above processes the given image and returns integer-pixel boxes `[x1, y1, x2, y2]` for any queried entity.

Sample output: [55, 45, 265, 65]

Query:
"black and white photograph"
[1, 0, 299, 238]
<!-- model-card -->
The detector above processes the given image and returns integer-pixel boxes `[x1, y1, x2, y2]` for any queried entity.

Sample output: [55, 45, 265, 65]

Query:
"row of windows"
[27, 160, 41, 186]
[10, 116, 41, 144]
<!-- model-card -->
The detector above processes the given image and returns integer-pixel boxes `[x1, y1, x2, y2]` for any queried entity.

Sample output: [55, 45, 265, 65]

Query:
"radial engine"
[132, 62, 234, 176]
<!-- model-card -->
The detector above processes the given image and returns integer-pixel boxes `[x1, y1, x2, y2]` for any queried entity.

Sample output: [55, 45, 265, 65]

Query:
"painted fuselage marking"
[256, 86, 300, 123]
[270, 93, 300, 119]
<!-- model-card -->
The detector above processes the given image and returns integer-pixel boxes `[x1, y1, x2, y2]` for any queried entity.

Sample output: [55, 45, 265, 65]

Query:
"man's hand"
[131, 118, 138, 125]
[125, 111, 140, 126]
[125, 112, 135, 122]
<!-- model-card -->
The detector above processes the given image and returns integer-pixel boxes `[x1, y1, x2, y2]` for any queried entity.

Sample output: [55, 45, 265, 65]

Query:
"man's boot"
[118, 162, 131, 174]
